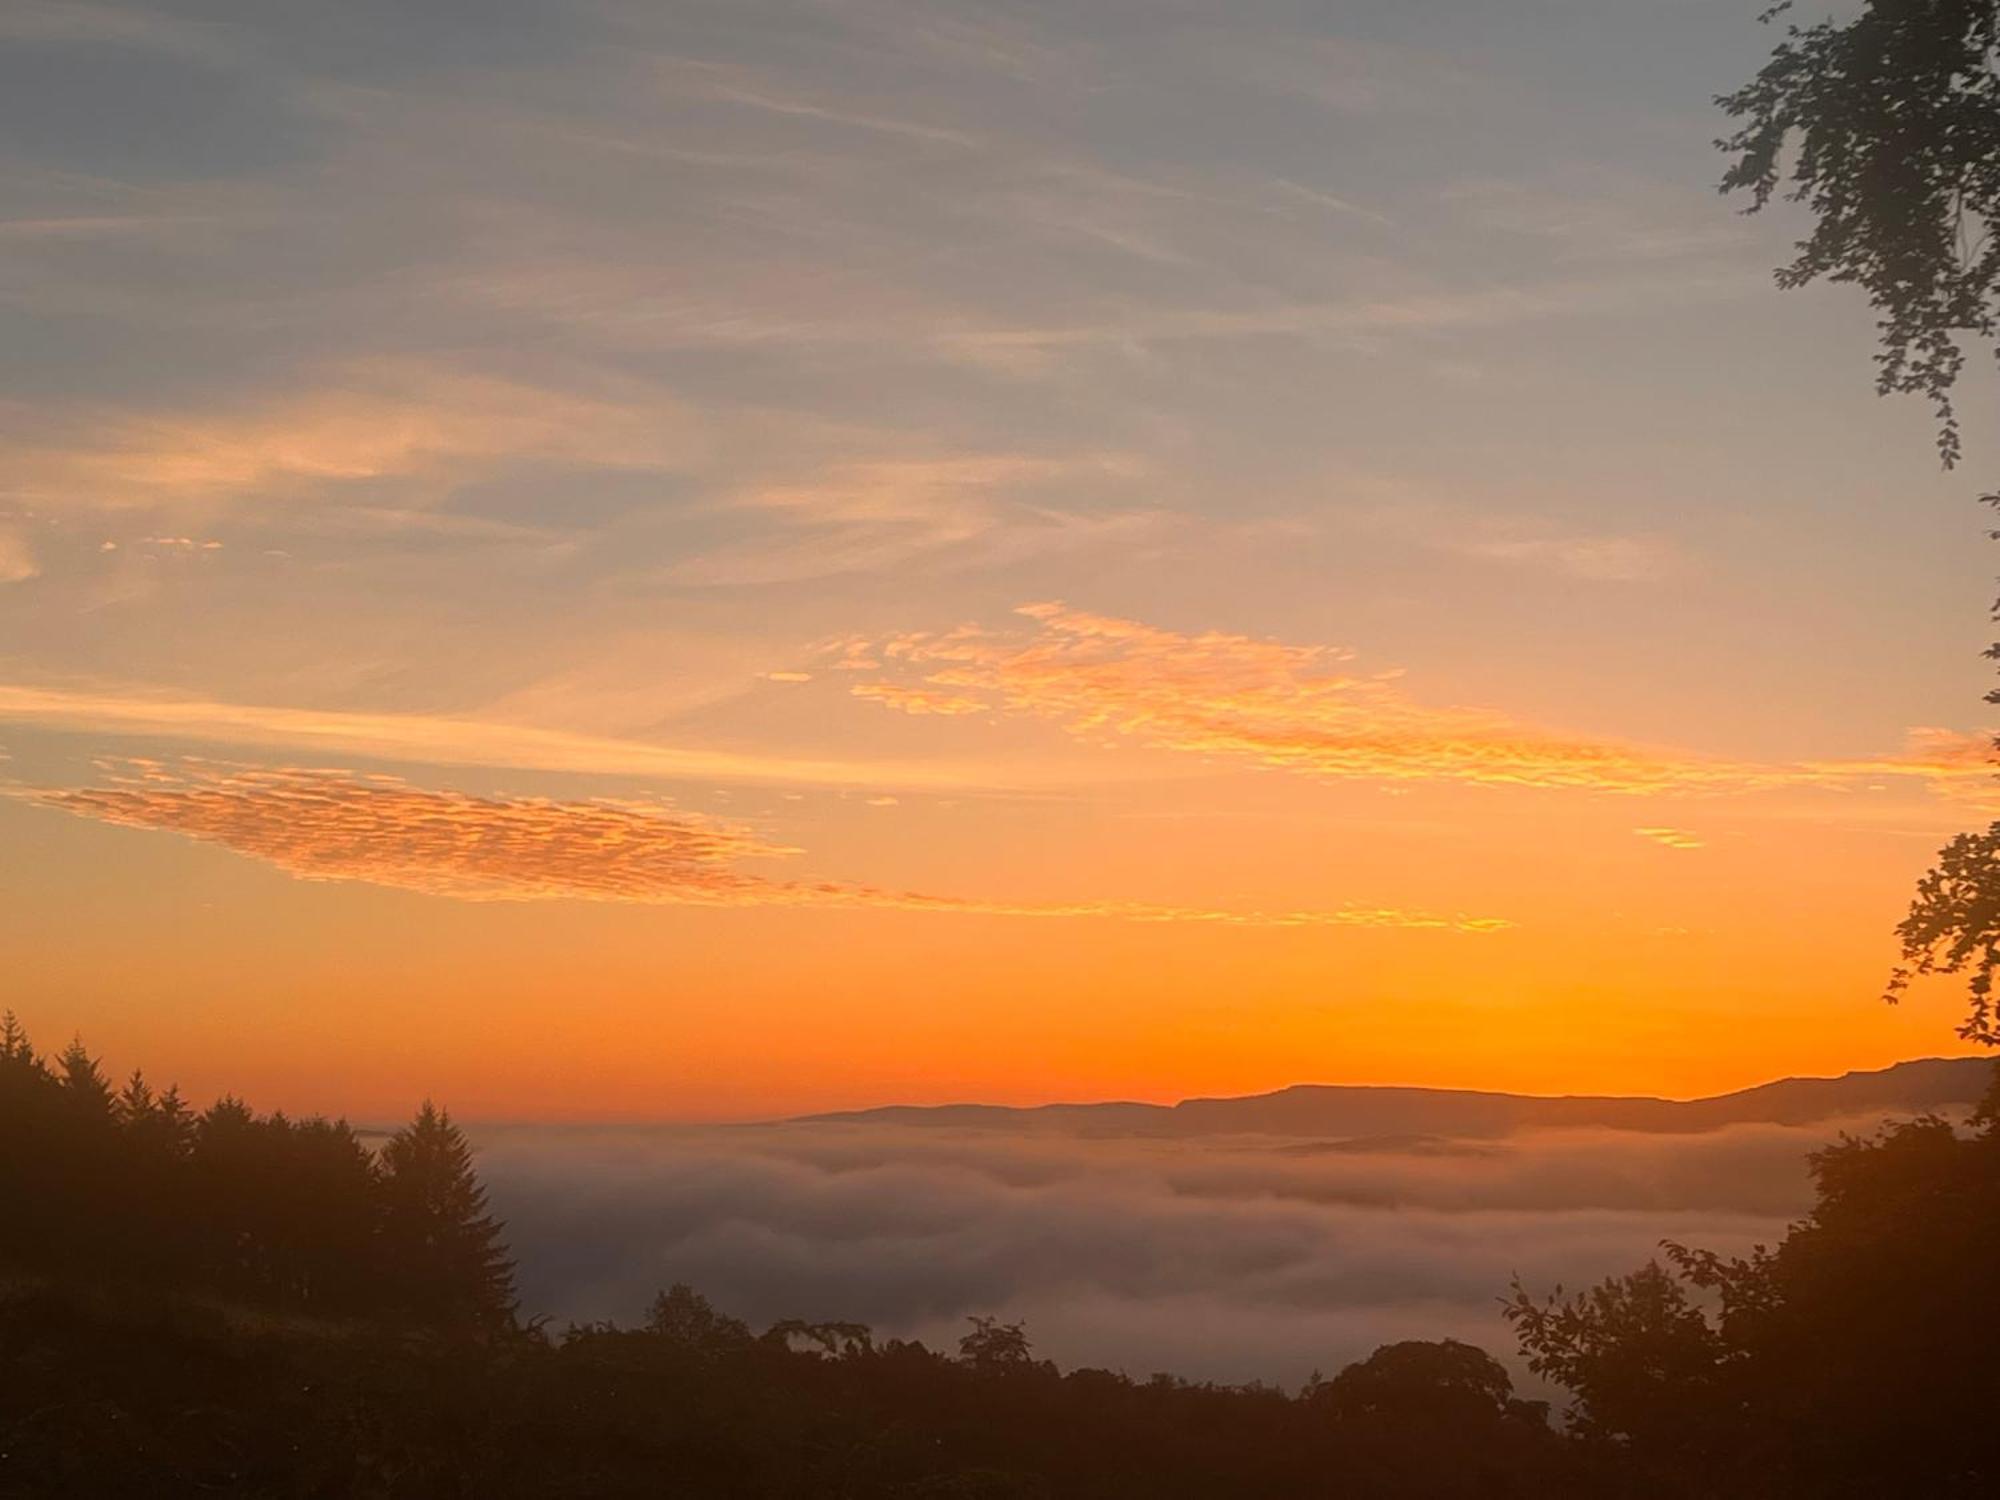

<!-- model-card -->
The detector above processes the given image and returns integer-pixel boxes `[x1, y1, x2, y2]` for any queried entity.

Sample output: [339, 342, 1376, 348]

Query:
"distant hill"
[798, 1057, 1996, 1139]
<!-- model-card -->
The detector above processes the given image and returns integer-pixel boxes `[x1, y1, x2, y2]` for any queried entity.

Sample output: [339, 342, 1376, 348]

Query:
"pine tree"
[54, 1036, 115, 1121]
[115, 1068, 154, 1126]
[0, 1010, 35, 1070]
[376, 1101, 516, 1328]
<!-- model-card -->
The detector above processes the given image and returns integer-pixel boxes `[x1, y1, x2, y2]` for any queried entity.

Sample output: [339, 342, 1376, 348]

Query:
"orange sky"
[0, 0, 1992, 1121]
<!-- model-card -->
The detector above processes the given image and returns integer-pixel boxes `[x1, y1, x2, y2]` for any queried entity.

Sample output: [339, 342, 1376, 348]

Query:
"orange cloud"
[846, 603, 1996, 800]
[36, 763, 792, 904]
[28, 761, 1508, 931]
[1633, 827, 1704, 850]
[849, 682, 991, 716]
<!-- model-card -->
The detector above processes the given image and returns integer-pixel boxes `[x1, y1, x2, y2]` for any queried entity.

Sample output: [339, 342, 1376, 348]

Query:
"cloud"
[0, 361, 700, 514]
[0, 526, 37, 583]
[474, 1111, 1904, 1387]
[26, 760, 1507, 930]
[849, 682, 990, 716]
[0, 680, 1010, 790]
[0, 0, 240, 63]
[33, 762, 797, 904]
[1439, 172, 1752, 265]
[845, 603, 1996, 800]
[1343, 496, 1677, 582]
[1458, 532, 1669, 582]
[664, 455, 1159, 588]
[1634, 827, 1703, 850]
[929, 268, 1763, 368]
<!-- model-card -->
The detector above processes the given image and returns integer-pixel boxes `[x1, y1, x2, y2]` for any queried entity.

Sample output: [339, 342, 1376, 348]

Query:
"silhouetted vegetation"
[7, 1016, 2000, 1496]
[1722, 2, 2000, 1043]
[0, 1014, 512, 1327]
[1508, 1069, 2000, 1498]
[1721, 0, 2000, 467]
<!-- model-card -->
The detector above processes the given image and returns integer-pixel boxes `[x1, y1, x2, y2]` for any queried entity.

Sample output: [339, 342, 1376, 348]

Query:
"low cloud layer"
[476, 1113, 1900, 1389]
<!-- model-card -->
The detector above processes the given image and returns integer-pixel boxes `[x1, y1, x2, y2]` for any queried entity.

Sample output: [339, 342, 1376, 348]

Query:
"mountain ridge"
[795, 1056, 1995, 1138]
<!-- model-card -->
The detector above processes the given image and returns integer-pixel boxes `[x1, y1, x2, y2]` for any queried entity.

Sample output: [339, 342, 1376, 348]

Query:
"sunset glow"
[3, 0, 1992, 1125]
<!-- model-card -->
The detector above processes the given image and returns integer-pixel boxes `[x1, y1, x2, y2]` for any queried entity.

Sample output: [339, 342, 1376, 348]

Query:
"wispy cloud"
[850, 682, 991, 716]
[0, 362, 700, 514]
[665, 455, 1158, 587]
[930, 268, 1761, 367]
[0, 0, 241, 63]
[1634, 827, 1703, 850]
[0, 526, 37, 584]
[27, 760, 1508, 930]
[1347, 496, 1678, 582]
[0, 681, 1006, 791]
[1458, 532, 1671, 582]
[1439, 172, 1751, 265]
[845, 604, 1995, 799]
[655, 56, 985, 151]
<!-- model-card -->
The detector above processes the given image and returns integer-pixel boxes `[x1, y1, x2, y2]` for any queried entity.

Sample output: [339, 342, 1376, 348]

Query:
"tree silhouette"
[54, 1036, 115, 1121]
[1721, 0, 2000, 468]
[1889, 819, 2000, 1040]
[958, 1316, 1033, 1371]
[1724, 4, 2000, 1044]
[1309, 1340, 1558, 1499]
[0, 1010, 34, 1072]
[1509, 1079, 2000, 1495]
[644, 1282, 752, 1354]
[1506, 1261, 1733, 1488]
[376, 1100, 516, 1328]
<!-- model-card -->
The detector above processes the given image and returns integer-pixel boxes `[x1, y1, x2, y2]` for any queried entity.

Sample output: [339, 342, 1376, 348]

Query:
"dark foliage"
[1724, 6, 2000, 1051]
[1508, 1063, 2000, 1498]
[1889, 815, 2000, 1040]
[1720, 0, 2000, 467]
[0, 1015, 514, 1327]
[0, 1284, 1589, 1500]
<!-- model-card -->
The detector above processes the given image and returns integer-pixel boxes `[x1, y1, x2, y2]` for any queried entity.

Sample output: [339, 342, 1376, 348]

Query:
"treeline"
[0, 1014, 513, 1328]
[4, 1284, 1579, 1498]
[6, 1017, 2000, 1497]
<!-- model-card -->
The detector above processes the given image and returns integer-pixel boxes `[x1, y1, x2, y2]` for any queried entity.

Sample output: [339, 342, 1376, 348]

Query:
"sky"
[2, 0, 1995, 1122]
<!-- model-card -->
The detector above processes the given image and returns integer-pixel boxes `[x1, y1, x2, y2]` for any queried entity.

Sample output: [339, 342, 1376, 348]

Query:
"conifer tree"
[376, 1101, 516, 1328]
[54, 1036, 114, 1120]
[0, 1010, 36, 1072]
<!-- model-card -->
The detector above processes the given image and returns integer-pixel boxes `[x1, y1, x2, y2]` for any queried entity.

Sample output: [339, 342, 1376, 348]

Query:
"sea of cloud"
[474, 1112, 1906, 1390]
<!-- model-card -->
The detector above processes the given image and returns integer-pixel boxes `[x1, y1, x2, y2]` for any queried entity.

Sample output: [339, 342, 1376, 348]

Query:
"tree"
[1506, 1261, 1733, 1486]
[644, 1282, 752, 1353]
[1720, 0, 2000, 468]
[1723, 5, 2000, 1040]
[376, 1101, 516, 1328]
[54, 1036, 115, 1121]
[0, 1011, 36, 1072]
[1312, 1339, 1516, 1427]
[1888, 819, 2000, 1040]
[958, 1315, 1034, 1371]
[1509, 1092, 2000, 1496]
[1311, 1340, 1562, 1500]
